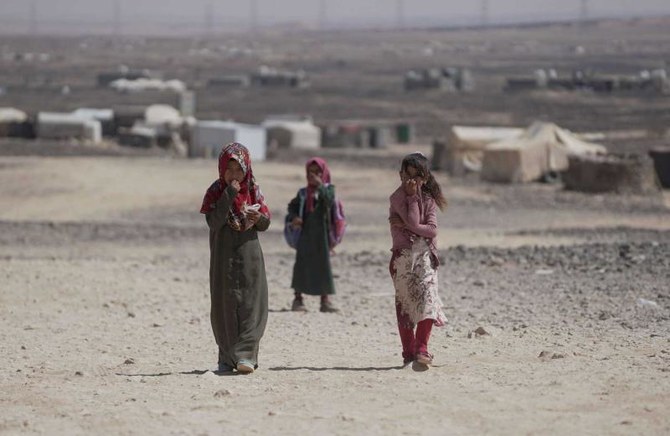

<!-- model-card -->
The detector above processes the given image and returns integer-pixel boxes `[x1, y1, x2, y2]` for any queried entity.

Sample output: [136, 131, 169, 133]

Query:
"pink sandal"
[416, 352, 433, 365]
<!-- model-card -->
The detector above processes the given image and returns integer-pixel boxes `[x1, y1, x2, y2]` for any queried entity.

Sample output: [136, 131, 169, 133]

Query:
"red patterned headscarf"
[200, 143, 271, 231]
[305, 157, 331, 213]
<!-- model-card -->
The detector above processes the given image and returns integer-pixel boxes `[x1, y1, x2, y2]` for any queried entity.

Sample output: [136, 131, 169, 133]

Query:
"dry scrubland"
[1, 19, 670, 435]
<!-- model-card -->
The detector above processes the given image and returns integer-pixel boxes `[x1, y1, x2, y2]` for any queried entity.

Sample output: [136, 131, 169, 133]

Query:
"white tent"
[36, 112, 102, 143]
[440, 126, 524, 174]
[71, 108, 113, 122]
[144, 104, 182, 128]
[481, 122, 606, 183]
[191, 120, 267, 161]
[0, 107, 28, 123]
[110, 78, 186, 93]
[262, 118, 320, 149]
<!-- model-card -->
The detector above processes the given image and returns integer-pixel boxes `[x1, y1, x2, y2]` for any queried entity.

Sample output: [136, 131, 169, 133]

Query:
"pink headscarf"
[200, 143, 271, 231]
[305, 157, 331, 213]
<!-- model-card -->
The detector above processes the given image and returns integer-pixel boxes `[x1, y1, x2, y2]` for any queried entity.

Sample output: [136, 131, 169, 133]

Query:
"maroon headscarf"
[200, 143, 271, 231]
[305, 157, 331, 213]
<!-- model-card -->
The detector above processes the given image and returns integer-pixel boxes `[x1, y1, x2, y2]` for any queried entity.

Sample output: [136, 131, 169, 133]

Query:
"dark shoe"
[217, 362, 234, 373]
[291, 298, 307, 312]
[403, 356, 414, 366]
[320, 300, 340, 313]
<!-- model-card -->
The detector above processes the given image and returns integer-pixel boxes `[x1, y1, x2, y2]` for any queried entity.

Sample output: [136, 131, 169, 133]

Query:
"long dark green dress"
[289, 184, 335, 295]
[206, 185, 270, 368]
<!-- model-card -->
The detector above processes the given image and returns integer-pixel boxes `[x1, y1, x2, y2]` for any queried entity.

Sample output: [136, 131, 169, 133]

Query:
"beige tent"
[481, 122, 606, 183]
[0, 108, 27, 123]
[262, 118, 321, 149]
[438, 126, 524, 175]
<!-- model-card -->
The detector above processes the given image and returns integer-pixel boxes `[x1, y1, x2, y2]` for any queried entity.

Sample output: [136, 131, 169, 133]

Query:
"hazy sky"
[1, 0, 669, 32]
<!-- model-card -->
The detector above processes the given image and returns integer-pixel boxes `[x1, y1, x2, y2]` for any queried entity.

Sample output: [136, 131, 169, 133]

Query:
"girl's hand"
[403, 179, 418, 196]
[307, 172, 323, 187]
[229, 180, 241, 193]
[291, 217, 303, 228]
[389, 215, 405, 228]
[404, 176, 424, 196]
[247, 209, 261, 226]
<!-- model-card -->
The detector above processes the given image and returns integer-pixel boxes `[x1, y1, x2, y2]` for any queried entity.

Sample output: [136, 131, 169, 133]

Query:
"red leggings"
[396, 304, 433, 359]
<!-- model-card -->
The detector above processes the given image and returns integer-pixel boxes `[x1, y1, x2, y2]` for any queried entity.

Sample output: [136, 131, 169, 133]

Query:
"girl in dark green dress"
[287, 157, 345, 313]
[200, 143, 271, 374]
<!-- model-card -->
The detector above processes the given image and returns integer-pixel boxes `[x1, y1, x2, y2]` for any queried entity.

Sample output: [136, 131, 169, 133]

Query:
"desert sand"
[0, 147, 668, 435]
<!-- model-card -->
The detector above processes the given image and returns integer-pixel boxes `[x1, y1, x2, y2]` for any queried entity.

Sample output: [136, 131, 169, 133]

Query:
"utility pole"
[250, 0, 258, 32]
[113, 0, 122, 37]
[205, 3, 213, 37]
[318, 0, 327, 30]
[29, 0, 38, 36]
[396, 0, 405, 30]
[481, 0, 490, 27]
[580, 0, 589, 23]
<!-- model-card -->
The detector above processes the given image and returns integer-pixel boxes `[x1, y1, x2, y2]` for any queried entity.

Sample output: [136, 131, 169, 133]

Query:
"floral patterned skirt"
[391, 238, 447, 328]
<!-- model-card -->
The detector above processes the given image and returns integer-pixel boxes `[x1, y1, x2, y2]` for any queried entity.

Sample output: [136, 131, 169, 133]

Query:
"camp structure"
[97, 68, 161, 87]
[320, 119, 401, 149]
[480, 122, 607, 183]
[71, 108, 115, 136]
[0, 107, 33, 138]
[109, 78, 187, 94]
[262, 117, 321, 149]
[207, 75, 250, 88]
[144, 104, 183, 129]
[404, 67, 474, 92]
[433, 126, 524, 175]
[191, 120, 266, 161]
[563, 154, 660, 194]
[36, 112, 102, 143]
[251, 66, 309, 88]
[118, 124, 158, 149]
[649, 146, 670, 188]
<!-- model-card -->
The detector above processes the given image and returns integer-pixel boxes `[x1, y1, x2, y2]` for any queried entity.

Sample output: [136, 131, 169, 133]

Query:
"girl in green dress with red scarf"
[286, 157, 346, 313]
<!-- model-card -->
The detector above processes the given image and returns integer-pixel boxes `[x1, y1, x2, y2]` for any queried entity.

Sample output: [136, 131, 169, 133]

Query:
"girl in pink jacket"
[389, 152, 448, 367]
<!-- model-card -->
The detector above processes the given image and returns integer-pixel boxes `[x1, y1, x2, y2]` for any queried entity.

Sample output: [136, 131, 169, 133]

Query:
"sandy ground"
[1, 153, 669, 435]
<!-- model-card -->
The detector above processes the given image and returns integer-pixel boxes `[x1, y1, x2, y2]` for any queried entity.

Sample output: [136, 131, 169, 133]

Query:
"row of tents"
[1, 104, 416, 163]
[506, 69, 668, 94]
[434, 122, 607, 183]
[433, 122, 667, 193]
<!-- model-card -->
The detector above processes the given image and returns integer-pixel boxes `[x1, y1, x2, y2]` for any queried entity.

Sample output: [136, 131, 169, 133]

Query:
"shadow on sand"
[115, 369, 238, 377]
[269, 365, 405, 372]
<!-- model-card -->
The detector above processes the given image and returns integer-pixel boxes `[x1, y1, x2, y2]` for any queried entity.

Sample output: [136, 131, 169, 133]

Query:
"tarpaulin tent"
[262, 118, 321, 149]
[481, 122, 606, 183]
[434, 126, 524, 175]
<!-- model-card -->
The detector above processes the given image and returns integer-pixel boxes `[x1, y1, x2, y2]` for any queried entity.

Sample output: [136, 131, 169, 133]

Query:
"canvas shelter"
[110, 78, 186, 94]
[0, 108, 29, 137]
[144, 104, 182, 128]
[36, 112, 102, 143]
[0, 107, 27, 124]
[437, 126, 524, 175]
[71, 108, 115, 136]
[191, 120, 266, 161]
[481, 122, 606, 183]
[262, 118, 320, 149]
